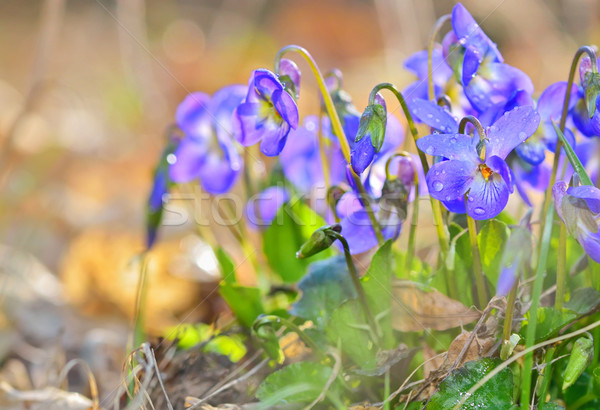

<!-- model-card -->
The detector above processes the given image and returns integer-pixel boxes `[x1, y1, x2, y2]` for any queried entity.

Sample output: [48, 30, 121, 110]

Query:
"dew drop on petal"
[426, 146, 434, 155]
[432, 181, 444, 192]
[435, 118, 440, 123]
[518, 131, 527, 140]
[474, 207, 485, 215]
[427, 113, 433, 119]
[468, 196, 474, 202]
[450, 137, 457, 144]
[166, 153, 177, 164]
[434, 170, 440, 176]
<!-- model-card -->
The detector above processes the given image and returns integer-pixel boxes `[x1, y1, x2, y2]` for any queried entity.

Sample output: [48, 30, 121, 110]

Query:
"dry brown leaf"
[390, 281, 481, 332]
[444, 332, 495, 366]
[0, 382, 94, 410]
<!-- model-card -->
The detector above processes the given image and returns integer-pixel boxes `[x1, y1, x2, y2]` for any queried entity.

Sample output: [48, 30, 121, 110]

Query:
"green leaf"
[520, 307, 577, 343]
[219, 283, 265, 328]
[263, 200, 334, 283]
[204, 335, 247, 363]
[361, 241, 395, 348]
[326, 299, 378, 370]
[477, 220, 509, 290]
[256, 361, 336, 405]
[394, 249, 432, 282]
[215, 247, 236, 284]
[164, 323, 213, 349]
[426, 358, 514, 409]
[552, 120, 594, 186]
[585, 72, 600, 118]
[432, 223, 474, 306]
[290, 256, 355, 328]
[565, 287, 600, 315]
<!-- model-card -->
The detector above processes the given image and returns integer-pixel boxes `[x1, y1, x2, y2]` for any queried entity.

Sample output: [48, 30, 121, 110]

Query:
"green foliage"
[263, 200, 334, 283]
[290, 256, 355, 328]
[477, 219, 509, 291]
[426, 358, 514, 409]
[215, 247, 236, 284]
[218, 283, 265, 328]
[164, 324, 246, 362]
[520, 307, 577, 343]
[326, 299, 378, 370]
[565, 287, 600, 315]
[256, 361, 339, 406]
[361, 241, 395, 349]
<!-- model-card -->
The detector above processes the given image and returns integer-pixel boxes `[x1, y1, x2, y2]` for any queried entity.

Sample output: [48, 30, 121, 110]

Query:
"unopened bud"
[296, 224, 341, 259]
[563, 336, 594, 391]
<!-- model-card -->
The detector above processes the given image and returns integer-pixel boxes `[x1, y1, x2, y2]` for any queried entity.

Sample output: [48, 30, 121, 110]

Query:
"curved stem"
[253, 315, 326, 360]
[385, 153, 420, 271]
[318, 109, 332, 195]
[465, 203, 488, 309]
[540, 46, 598, 254]
[274, 45, 351, 161]
[330, 231, 380, 344]
[437, 94, 453, 110]
[275, 45, 383, 244]
[368, 82, 450, 259]
[458, 115, 486, 140]
[427, 14, 452, 101]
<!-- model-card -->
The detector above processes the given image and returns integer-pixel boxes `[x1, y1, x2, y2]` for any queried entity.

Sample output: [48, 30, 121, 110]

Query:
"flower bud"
[395, 155, 415, 188]
[356, 96, 387, 152]
[562, 336, 594, 391]
[296, 224, 341, 259]
[584, 71, 600, 118]
[278, 58, 301, 100]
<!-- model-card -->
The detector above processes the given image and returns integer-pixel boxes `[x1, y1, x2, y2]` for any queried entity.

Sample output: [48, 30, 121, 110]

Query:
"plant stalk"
[274, 45, 384, 244]
[330, 231, 380, 344]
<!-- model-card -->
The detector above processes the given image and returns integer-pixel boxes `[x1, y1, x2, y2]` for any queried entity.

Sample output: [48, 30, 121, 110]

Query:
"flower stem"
[330, 231, 381, 344]
[274, 45, 384, 245]
[274, 45, 351, 161]
[539, 46, 598, 257]
[385, 152, 420, 271]
[555, 223, 568, 311]
[253, 315, 326, 360]
[521, 205, 555, 410]
[501, 279, 518, 360]
[465, 208, 488, 309]
[427, 14, 452, 101]
[318, 109, 332, 198]
[367, 82, 450, 259]
[536, 346, 557, 409]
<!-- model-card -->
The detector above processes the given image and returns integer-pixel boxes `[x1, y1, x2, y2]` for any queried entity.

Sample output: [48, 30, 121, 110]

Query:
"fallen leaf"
[390, 282, 481, 332]
[0, 382, 94, 410]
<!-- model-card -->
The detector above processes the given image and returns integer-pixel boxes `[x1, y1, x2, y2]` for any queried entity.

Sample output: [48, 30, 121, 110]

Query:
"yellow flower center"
[479, 164, 493, 181]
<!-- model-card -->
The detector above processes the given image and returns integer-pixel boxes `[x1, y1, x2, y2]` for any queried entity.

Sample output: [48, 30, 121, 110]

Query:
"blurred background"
[0, 0, 598, 406]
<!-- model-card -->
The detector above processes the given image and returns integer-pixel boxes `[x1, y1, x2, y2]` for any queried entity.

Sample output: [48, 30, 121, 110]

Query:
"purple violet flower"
[445, 3, 533, 114]
[280, 116, 346, 194]
[349, 95, 405, 175]
[245, 186, 290, 230]
[169, 85, 246, 194]
[553, 182, 600, 263]
[515, 82, 578, 166]
[233, 64, 300, 156]
[571, 56, 600, 138]
[417, 105, 540, 219]
[335, 191, 401, 254]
